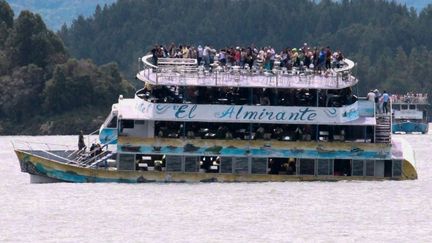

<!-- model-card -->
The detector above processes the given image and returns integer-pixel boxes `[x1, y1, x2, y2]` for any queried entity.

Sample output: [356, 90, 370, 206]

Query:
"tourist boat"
[14, 50, 418, 183]
[391, 93, 429, 134]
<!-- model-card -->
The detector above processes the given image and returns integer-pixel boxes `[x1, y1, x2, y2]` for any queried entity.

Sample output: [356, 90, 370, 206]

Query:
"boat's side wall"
[15, 150, 418, 183]
[392, 121, 428, 134]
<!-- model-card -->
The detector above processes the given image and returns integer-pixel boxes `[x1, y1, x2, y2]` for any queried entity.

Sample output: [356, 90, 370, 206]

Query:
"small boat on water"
[14, 45, 418, 182]
[391, 93, 429, 134]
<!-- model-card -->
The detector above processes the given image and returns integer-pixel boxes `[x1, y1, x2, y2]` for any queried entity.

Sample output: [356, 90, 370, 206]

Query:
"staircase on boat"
[375, 114, 391, 143]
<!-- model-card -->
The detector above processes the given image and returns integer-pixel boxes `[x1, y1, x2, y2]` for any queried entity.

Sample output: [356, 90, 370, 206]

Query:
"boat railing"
[79, 150, 112, 167]
[138, 54, 357, 89]
[63, 129, 101, 161]
[76, 136, 118, 167]
[12, 140, 75, 151]
[391, 100, 429, 105]
[12, 140, 79, 165]
[87, 151, 114, 168]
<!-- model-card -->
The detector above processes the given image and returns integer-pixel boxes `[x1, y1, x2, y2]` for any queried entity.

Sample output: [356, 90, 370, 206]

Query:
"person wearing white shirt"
[367, 90, 375, 102]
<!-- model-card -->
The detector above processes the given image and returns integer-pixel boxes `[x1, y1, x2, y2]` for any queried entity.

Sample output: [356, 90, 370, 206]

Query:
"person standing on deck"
[197, 45, 203, 65]
[374, 89, 381, 114]
[382, 91, 390, 114]
[78, 130, 86, 151]
[367, 90, 375, 102]
[151, 45, 158, 65]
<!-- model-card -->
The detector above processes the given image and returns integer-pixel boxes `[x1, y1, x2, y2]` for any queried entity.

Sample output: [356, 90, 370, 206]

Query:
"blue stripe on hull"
[392, 122, 428, 134]
[34, 164, 136, 183]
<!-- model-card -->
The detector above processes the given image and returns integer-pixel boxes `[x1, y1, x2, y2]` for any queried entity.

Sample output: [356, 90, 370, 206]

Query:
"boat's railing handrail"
[77, 136, 117, 167]
[12, 140, 75, 151]
[391, 100, 429, 105]
[139, 54, 357, 89]
[12, 140, 79, 164]
[157, 57, 197, 66]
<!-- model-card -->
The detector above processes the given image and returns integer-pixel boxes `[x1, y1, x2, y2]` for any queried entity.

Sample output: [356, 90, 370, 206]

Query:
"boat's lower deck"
[16, 148, 417, 183]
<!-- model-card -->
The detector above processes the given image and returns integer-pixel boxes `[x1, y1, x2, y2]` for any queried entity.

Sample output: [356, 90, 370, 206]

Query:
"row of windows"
[397, 104, 416, 110]
[117, 154, 402, 178]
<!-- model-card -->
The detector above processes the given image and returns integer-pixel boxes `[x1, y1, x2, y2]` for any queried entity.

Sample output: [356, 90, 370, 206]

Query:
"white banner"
[394, 110, 423, 119]
[130, 100, 359, 124]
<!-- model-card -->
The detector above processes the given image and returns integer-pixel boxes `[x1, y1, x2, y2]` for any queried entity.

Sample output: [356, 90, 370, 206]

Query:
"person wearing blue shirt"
[382, 91, 390, 114]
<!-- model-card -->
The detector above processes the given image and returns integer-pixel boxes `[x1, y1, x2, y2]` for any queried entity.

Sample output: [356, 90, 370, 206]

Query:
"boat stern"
[402, 158, 417, 180]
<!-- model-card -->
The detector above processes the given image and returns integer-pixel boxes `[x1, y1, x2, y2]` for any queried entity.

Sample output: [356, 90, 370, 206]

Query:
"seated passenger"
[255, 126, 265, 139]
[268, 159, 280, 175]
[294, 126, 303, 141]
[154, 161, 163, 171]
[274, 127, 284, 140]
[287, 158, 296, 175]
[158, 130, 164, 137]
[89, 143, 96, 157]
[259, 96, 270, 105]
[187, 130, 195, 139]
[225, 131, 233, 139]
[216, 126, 226, 139]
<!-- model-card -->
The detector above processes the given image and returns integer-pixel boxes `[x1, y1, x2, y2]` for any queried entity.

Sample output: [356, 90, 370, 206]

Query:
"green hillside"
[6, 0, 432, 31]
[0, 1, 133, 135]
[59, 0, 432, 95]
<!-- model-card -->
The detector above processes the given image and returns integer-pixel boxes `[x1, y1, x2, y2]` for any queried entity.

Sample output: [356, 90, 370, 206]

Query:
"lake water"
[1, 134, 431, 242]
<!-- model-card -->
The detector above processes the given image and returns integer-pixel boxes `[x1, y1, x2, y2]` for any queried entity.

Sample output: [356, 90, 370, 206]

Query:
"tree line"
[0, 0, 133, 135]
[59, 0, 432, 95]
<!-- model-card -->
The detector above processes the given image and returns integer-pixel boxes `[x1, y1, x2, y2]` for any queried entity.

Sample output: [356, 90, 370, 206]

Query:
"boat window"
[233, 157, 249, 174]
[136, 154, 150, 171]
[268, 158, 296, 175]
[352, 160, 364, 176]
[374, 160, 385, 177]
[251, 158, 267, 174]
[317, 159, 333, 175]
[200, 156, 219, 173]
[220, 157, 233, 173]
[135, 154, 165, 171]
[184, 156, 199, 172]
[165, 155, 182, 172]
[135, 120, 145, 125]
[392, 160, 402, 177]
[384, 160, 392, 177]
[401, 105, 408, 110]
[334, 159, 351, 176]
[409, 104, 416, 110]
[118, 154, 135, 171]
[299, 159, 315, 175]
[121, 119, 134, 129]
[107, 116, 117, 128]
[365, 160, 374, 176]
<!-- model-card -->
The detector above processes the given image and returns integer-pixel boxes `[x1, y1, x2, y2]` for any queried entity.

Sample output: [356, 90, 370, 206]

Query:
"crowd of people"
[367, 90, 429, 114]
[154, 121, 369, 143]
[150, 43, 345, 72]
[391, 93, 428, 104]
[367, 89, 391, 114]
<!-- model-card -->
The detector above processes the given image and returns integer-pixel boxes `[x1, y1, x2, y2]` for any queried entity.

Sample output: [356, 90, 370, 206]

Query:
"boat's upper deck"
[391, 93, 429, 105]
[137, 54, 357, 90]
